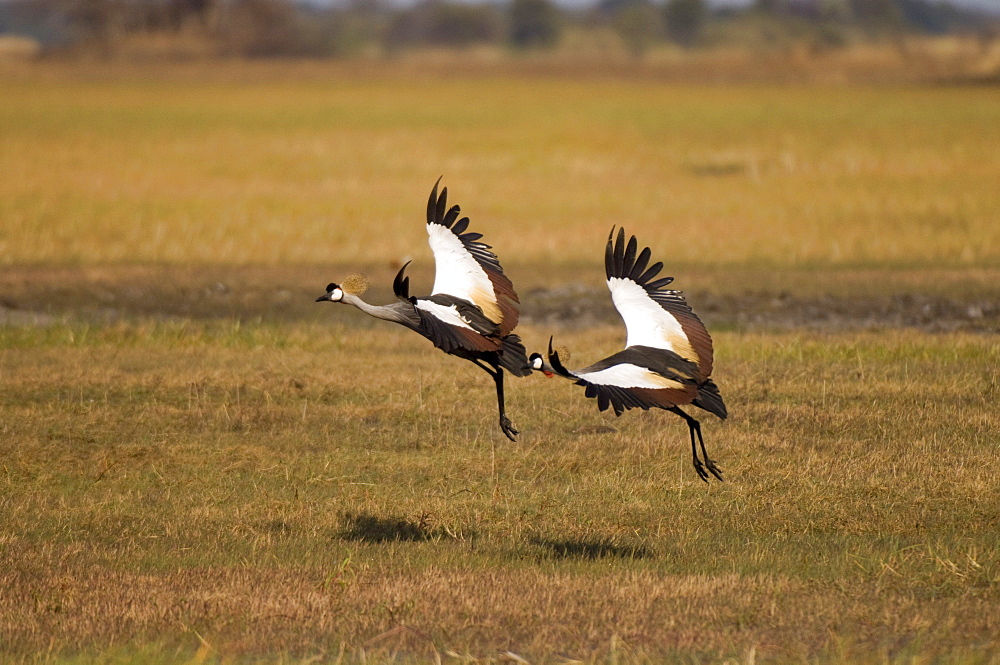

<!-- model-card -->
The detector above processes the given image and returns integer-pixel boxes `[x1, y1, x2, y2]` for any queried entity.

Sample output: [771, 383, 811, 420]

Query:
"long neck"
[547, 352, 578, 380]
[545, 361, 577, 381]
[341, 292, 414, 326]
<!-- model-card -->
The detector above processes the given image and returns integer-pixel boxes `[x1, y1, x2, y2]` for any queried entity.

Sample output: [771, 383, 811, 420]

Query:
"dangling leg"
[492, 366, 518, 442]
[683, 411, 709, 482]
[471, 359, 518, 442]
[691, 416, 724, 482]
[668, 407, 723, 482]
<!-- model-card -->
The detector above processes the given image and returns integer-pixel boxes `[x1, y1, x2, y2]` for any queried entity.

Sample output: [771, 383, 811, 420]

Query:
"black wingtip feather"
[637, 261, 663, 285]
[614, 228, 626, 277]
[437, 187, 448, 223]
[605, 229, 615, 280]
[629, 247, 651, 281]
[427, 177, 443, 225]
[595, 388, 610, 413]
[442, 204, 460, 229]
[647, 277, 676, 290]
[392, 260, 412, 300]
[623, 235, 637, 275]
[605, 231, 680, 293]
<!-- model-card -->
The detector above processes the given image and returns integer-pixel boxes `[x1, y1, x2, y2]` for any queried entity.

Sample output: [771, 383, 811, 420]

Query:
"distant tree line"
[0, 0, 993, 58]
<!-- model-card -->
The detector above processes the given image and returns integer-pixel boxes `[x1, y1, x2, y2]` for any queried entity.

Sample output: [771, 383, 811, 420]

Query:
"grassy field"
[1, 62, 999, 663]
[2, 62, 998, 271]
[2, 323, 999, 663]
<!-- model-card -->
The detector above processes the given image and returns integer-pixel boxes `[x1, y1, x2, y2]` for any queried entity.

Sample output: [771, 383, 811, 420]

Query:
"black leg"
[471, 358, 518, 441]
[689, 418, 708, 482]
[470, 359, 494, 374]
[491, 365, 518, 442]
[691, 417, 724, 482]
[669, 407, 722, 482]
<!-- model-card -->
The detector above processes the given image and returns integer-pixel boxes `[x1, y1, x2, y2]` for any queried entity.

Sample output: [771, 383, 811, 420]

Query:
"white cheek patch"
[415, 300, 476, 331]
[578, 363, 684, 390]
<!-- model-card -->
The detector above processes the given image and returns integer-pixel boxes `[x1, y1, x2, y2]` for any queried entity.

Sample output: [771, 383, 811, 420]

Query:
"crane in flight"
[317, 179, 530, 441]
[530, 228, 728, 481]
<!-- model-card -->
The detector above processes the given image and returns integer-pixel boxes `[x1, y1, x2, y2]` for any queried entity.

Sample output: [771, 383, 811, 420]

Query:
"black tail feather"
[693, 379, 728, 420]
[500, 334, 532, 377]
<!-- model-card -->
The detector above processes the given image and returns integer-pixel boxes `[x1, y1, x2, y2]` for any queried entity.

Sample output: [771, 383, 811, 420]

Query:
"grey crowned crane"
[530, 228, 728, 482]
[316, 179, 531, 441]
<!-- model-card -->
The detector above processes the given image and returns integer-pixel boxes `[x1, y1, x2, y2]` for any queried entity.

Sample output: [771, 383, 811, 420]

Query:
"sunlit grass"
[2, 322, 999, 662]
[2, 61, 998, 663]
[1, 63, 998, 270]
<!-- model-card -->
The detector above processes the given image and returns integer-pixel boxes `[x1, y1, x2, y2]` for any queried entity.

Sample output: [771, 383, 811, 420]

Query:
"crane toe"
[692, 459, 710, 483]
[692, 454, 724, 483]
[500, 417, 519, 442]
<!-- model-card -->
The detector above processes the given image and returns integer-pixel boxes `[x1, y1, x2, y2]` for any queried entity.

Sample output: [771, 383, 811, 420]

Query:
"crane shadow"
[338, 512, 432, 543]
[337, 511, 474, 544]
[530, 536, 653, 560]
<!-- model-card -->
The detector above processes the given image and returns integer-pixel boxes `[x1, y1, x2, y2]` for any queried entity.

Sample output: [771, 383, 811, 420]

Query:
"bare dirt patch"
[2, 264, 997, 333]
[526, 284, 1000, 333]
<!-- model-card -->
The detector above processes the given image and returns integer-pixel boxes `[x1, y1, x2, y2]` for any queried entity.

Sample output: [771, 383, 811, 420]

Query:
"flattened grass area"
[1, 322, 999, 663]
[1, 62, 999, 662]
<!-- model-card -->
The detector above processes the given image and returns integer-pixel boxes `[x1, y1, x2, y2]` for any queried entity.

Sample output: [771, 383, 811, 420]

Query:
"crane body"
[531, 228, 727, 481]
[317, 179, 530, 441]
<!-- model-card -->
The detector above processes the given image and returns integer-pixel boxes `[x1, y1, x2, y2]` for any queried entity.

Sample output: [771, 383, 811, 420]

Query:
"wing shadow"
[338, 512, 431, 543]
[337, 511, 475, 544]
[530, 536, 653, 560]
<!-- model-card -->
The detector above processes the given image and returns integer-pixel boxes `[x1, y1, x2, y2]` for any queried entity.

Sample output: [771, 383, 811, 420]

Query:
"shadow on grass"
[530, 536, 654, 560]
[338, 511, 470, 543]
[338, 512, 430, 543]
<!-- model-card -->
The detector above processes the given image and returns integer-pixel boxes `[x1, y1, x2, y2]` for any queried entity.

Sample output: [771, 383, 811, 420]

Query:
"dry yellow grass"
[1, 61, 998, 271]
[2, 322, 999, 662]
[1, 61, 998, 663]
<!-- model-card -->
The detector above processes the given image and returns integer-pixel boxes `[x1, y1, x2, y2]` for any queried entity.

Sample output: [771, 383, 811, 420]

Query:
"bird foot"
[693, 458, 724, 483]
[500, 417, 519, 442]
[705, 459, 724, 482]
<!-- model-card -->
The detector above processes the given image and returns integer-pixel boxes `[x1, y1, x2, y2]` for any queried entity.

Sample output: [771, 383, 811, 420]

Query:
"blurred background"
[0, 0, 997, 75]
[3, 3, 1000, 661]
[1, 0, 998, 330]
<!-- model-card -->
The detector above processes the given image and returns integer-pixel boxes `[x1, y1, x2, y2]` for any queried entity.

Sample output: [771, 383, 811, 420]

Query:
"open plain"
[1, 61, 998, 663]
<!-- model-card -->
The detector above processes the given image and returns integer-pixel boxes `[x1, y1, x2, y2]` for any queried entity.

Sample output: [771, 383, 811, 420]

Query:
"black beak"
[315, 294, 328, 302]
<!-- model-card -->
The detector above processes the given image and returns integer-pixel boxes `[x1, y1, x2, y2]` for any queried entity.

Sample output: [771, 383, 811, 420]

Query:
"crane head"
[528, 352, 554, 378]
[316, 274, 368, 304]
[530, 339, 574, 378]
[315, 283, 344, 303]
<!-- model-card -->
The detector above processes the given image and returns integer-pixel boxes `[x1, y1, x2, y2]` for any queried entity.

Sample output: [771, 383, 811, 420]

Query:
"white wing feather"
[414, 299, 477, 331]
[608, 277, 696, 361]
[576, 363, 686, 390]
[427, 224, 502, 323]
